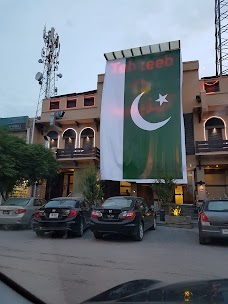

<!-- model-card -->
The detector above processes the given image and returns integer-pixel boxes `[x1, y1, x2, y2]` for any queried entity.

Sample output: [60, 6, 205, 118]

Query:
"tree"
[80, 165, 103, 206]
[151, 175, 175, 205]
[0, 127, 59, 199]
[20, 144, 59, 184]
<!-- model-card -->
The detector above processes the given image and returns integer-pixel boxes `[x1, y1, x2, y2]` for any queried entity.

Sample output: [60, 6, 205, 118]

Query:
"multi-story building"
[34, 78, 102, 199]
[193, 72, 228, 203]
[31, 60, 228, 203]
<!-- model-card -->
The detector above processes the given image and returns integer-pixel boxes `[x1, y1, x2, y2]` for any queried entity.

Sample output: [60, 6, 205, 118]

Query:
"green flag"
[101, 48, 187, 183]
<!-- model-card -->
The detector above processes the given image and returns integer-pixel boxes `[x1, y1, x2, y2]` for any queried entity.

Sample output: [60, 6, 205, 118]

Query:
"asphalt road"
[0, 226, 227, 304]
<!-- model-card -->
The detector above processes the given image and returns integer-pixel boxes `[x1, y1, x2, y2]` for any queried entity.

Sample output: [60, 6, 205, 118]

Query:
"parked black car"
[32, 197, 91, 237]
[198, 198, 228, 244]
[90, 196, 156, 241]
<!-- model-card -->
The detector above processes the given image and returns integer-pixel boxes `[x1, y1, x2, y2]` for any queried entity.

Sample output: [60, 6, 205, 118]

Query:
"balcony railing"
[56, 147, 100, 159]
[195, 140, 228, 154]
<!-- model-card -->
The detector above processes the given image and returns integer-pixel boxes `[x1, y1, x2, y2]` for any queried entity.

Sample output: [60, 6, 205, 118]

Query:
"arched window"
[47, 131, 58, 149]
[63, 129, 76, 150]
[80, 128, 94, 150]
[205, 117, 224, 147]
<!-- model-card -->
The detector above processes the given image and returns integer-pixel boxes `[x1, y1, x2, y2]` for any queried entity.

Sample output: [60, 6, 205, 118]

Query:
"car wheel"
[134, 222, 144, 241]
[94, 232, 103, 239]
[199, 232, 207, 245]
[150, 217, 156, 230]
[76, 219, 84, 237]
[36, 231, 45, 237]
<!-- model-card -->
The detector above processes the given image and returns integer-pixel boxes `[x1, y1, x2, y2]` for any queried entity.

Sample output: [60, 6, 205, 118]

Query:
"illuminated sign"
[111, 55, 174, 74]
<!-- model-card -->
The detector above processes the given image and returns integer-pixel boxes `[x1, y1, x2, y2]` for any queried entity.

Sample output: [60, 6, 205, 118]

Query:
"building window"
[80, 128, 94, 150]
[67, 99, 77, 108]
[47, 130, 58, 148]
[204, 80, 220, 94]
[205, 117, 224, 147]
[50, 101, 59, 110]
[84, 97, 95, 107]
[63, 129, 76, 150]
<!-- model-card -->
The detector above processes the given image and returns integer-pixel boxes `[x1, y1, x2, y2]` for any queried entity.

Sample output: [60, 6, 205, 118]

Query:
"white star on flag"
[156, 94, 168, 106]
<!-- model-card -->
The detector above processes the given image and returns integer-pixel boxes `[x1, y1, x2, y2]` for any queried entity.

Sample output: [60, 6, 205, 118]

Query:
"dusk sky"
[0, 0, 215, 118]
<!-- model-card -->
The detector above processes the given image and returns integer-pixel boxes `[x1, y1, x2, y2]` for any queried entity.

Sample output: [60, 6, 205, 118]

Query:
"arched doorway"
[80, 128, 94, 151]
[63, 129, 76, 150]
[205, 117, 224, 148]
[47, 130, 58, 149]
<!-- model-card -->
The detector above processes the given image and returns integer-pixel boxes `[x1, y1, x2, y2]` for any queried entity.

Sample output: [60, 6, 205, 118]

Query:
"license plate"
[222, 229, 228, 235]
[49, 213, 59, 218]
[3, 210, 10, 215]
[107, 215, 114, 218]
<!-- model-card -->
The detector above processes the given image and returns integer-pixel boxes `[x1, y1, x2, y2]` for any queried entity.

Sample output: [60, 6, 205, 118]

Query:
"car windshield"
[45, 200, 80, 208]
[102, 198, 133, 208]
[1, 198, 30, 206]
[207, 200, 228, 211]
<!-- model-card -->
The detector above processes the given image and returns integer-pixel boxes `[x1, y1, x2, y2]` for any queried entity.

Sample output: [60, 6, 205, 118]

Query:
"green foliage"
[151, 175, 176, 205]
[0, 126, 59, 198]
[21, 144, 59, 184]
[80, 165, 103, 206]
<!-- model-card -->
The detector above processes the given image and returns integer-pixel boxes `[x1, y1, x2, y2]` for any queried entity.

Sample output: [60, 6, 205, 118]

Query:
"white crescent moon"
[130, 92, 171, 131]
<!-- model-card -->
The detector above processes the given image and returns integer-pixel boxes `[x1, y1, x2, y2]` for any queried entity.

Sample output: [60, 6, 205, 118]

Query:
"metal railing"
[56, 147, 100, 159]
[195, 140, 228, 153]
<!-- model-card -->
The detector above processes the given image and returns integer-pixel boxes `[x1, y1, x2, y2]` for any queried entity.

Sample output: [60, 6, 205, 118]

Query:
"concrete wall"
[41, 92, 100, 123]
[182, 61, 200, 113]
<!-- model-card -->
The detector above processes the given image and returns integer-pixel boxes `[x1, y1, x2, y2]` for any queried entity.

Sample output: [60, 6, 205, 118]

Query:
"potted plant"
[151, 176, 192, 228]
[80, 164, 104, 208]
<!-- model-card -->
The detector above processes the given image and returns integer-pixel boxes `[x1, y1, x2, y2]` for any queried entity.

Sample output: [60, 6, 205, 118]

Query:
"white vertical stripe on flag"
[100, 58, 126, 181]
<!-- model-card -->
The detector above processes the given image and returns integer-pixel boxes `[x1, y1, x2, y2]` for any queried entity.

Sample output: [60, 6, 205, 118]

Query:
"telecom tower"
[35, 26, 62, 118]
[215, 0, 228, 76]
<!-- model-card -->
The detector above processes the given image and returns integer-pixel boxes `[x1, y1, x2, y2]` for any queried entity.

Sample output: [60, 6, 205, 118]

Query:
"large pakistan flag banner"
[100, 49, 187, 183]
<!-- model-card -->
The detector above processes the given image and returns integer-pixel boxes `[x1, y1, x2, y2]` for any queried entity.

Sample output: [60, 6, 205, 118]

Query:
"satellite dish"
[57, 73, 62, 78]
[35, 72, 43, 81]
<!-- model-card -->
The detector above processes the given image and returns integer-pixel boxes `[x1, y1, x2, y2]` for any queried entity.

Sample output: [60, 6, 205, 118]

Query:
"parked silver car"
[0, 197, 46, 229]
[198, 199, 228, 244]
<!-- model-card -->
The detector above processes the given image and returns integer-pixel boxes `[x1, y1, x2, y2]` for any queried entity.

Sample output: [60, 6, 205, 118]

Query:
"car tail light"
[67, 210, 78, 218]
[200, 212, 210, 224]
[34, 210, 44, 218]
[91, 210, 102, 219]
[15, 208, 26, 214]
[119, 211, 136, 220]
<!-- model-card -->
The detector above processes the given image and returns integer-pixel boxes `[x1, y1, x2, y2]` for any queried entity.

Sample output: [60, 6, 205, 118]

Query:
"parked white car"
[0, 197, 46, 229]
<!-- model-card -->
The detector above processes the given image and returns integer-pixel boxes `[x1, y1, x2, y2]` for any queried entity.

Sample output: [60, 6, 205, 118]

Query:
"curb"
[157, 221, 198, 228]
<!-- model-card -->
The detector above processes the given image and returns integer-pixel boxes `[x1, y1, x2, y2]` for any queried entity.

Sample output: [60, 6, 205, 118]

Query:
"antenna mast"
[215, 0, 228, 76]
[35, 26, 62, 118]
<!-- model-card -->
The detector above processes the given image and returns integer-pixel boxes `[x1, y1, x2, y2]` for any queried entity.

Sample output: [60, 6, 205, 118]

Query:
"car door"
[80, 200, 91, 227]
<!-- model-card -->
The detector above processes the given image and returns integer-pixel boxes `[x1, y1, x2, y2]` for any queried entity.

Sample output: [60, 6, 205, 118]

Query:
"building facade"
[34, 81, 102, 199]
[31, 60, 228, 203]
